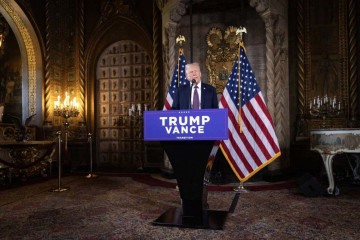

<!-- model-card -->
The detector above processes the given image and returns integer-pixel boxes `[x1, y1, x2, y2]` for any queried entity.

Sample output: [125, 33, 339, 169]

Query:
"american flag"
[219, 44, 281, 182]
[163, 49, 188, 110]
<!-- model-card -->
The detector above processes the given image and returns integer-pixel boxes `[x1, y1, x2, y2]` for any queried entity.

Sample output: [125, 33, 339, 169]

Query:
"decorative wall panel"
[295, 0, 355, 138]
[96, 40, 152, 170]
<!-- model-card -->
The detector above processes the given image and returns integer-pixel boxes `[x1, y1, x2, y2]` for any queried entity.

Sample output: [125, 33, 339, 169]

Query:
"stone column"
[156, 0, 188, 176]
[250, 0, 290, 173]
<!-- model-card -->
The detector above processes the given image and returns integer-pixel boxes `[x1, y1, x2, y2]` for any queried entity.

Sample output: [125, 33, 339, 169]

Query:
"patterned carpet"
[0, 174, 359, 239]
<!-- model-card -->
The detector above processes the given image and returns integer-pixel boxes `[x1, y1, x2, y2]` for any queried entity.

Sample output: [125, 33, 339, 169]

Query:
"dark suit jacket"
[172, 82, 218, 110]
[167, 81, 219, 205]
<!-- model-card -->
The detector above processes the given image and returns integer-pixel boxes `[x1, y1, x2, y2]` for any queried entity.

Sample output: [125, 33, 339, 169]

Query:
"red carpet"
[1, 175, 359, 239]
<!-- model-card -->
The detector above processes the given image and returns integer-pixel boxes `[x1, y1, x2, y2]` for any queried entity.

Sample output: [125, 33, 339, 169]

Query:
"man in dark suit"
[169, 63, 218, 225]
[172, 63, 218, 110]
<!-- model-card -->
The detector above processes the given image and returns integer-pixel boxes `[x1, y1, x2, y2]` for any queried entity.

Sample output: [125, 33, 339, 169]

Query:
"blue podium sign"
[143, 109, 228, 141]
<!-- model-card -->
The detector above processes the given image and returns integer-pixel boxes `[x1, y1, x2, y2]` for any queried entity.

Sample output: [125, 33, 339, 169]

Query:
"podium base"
[152, 207, 228, 230]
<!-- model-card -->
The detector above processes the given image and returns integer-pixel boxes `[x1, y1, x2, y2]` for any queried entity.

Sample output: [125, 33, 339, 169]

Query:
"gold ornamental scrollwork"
[9, 147, 40, 165]
[0, 0, 37, 115]
[206, 26, 242, 94]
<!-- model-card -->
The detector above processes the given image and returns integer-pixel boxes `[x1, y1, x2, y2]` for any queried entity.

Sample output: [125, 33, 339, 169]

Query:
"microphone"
[191, 79, 196, 86]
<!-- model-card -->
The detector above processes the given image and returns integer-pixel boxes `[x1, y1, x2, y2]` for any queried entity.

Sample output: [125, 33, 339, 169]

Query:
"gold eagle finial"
[236, 27, 247, 40]
[176, 35, 186, 46]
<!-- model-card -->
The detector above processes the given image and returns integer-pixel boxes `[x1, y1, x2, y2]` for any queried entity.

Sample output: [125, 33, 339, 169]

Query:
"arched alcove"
[96, 40, 152, 170]
[0, 0, 44, 126]
[85, 16, 153, 170]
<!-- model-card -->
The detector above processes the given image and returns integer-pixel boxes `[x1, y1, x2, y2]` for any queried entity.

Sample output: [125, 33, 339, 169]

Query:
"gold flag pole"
[234, 27, 249, 192]
[235, 27, 247, 134]
[176, 35, 186, 87]
[174, 35, 186, 195]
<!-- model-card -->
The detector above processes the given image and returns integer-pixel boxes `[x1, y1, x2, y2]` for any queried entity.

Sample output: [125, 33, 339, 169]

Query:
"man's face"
[186, 65, 201, 84]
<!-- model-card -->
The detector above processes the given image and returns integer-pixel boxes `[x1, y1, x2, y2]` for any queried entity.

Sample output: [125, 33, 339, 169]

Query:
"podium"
[144, 109, 228, 229]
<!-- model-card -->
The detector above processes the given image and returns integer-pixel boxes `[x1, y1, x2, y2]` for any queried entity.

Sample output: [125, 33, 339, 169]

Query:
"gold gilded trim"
[206, 26, 241, 94]
[0, 0, 37, 115]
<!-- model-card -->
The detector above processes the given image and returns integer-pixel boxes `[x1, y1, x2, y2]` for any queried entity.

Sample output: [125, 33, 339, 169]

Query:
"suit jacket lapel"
[201, 85, 206, 109]
[185, 86, 191, 108]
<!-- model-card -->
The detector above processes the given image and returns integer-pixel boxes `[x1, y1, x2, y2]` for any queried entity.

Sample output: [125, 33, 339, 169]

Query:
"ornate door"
[96, 40, 152, 170]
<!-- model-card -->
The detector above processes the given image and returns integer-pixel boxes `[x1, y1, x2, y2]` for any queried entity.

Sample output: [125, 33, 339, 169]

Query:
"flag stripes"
[163, 50, 188, 110]
[219, 44, 281, 182]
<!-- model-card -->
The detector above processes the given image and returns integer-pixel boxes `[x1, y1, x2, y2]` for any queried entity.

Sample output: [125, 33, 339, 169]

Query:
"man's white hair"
[185, 63, 201, 74]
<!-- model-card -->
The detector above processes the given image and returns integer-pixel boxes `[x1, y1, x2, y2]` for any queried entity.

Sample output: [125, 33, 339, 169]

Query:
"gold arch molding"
[0, 0, 37, 116]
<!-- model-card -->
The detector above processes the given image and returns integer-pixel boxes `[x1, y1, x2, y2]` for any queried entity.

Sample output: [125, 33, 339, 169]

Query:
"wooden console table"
[310, 129, 360, 195]
[0, 141, 56, 181]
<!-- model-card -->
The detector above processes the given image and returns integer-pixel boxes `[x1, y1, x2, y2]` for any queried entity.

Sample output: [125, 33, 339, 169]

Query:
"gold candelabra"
[309, 95, 341, 128]
[54, 93, 80, 119]
[53, 92, 80, 151]
[115, 103, 148, 127]
[129, 103, 147, 170]
[128, 103, 147, 118]
[119, 103, 148, 170]
[128, 103, 148, 137]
